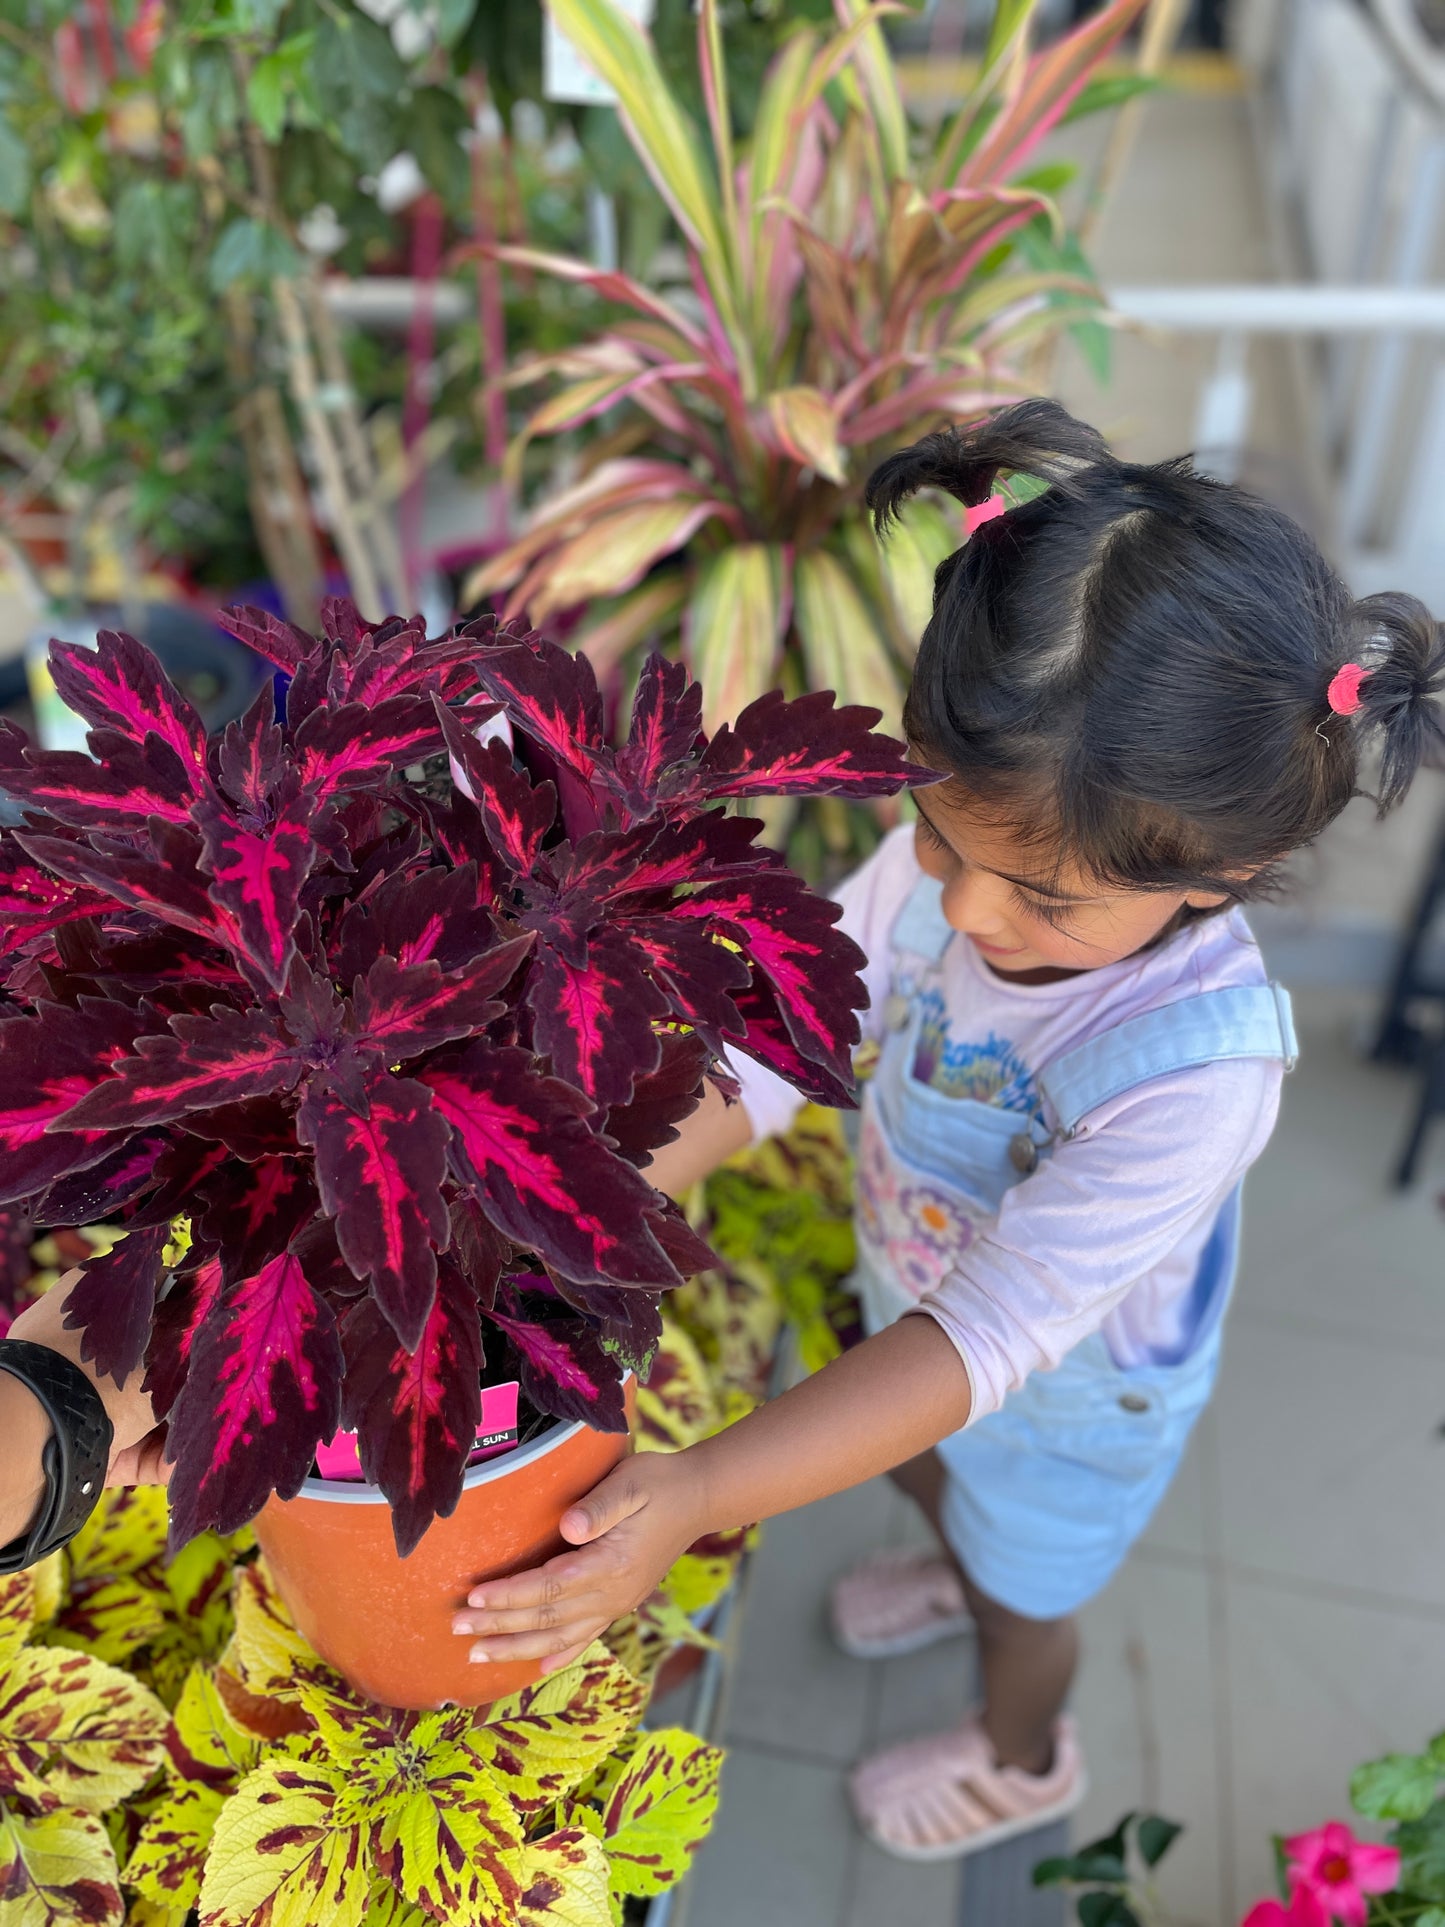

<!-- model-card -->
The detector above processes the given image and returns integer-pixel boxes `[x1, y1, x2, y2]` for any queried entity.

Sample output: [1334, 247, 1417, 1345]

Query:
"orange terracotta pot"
[252, 1389, 633, 1711]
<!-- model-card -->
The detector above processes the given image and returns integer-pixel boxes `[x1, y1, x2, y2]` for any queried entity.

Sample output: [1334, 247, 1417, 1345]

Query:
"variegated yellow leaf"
[870, 494, 960, 653]
[126, 1896, 189, 1927]
[544, 0, 753, 393]
[0, 1646, 168, 1813]
[366, 1748, 524, 1927]
[660, 1550, 736, 1618]
[685, 544, 789, 732]
[65, 1489, 168, 1584]
[766, 386, 846, 485]
[44, 1576, 169, 1669]
[792, 548, 902, 729]
[359, 1881, 432, 1927]
[514, 1828, 613, 1927]
[30, 1558, 64, 1633]
[471, 1648, 644, 1816]
[575, 574, 689, 683]
[124, 1779, 225, 1918]
[198, 1758, 370, 1927]
[523, 499, 721, 622]
[160, 1534, 237, 1666]
[0, 1572, 36, 1672]
[633, 1324, 722, 1453]
[230, 1561, 332, 1703]
[0, 1800, 123, 1927]
[585, 1729, 723, 1899]
[168, 1664, 261, 1785]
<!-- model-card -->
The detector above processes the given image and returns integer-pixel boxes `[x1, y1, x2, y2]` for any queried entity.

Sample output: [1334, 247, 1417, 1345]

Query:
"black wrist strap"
[0, 1341, 113, 1573]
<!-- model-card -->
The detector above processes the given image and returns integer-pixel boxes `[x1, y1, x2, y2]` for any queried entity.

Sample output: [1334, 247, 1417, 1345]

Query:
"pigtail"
[1348, 591, 1445, 812]
[865, 398, 1114, 532]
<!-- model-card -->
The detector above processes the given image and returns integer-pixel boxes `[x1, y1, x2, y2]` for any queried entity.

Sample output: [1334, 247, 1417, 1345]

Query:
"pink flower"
[1241, 1892, 1328, 1927]
[1284, 1822, 1400, 1927]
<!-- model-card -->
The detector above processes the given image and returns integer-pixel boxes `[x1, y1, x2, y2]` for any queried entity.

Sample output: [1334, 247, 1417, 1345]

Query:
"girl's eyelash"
[916, 816, 1077, 929]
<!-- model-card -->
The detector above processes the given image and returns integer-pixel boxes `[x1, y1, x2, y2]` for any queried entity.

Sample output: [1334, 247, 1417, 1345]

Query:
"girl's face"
[911, 781, 1228, 982]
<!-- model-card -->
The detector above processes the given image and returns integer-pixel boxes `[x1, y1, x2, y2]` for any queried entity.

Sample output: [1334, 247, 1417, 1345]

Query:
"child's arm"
[452, 1311, 972, 1671]
[643, 1077, 754, 1196]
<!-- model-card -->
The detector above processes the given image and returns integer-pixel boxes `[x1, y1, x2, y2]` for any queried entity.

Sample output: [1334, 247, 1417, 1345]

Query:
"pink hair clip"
[1326, 662, 1370, 717]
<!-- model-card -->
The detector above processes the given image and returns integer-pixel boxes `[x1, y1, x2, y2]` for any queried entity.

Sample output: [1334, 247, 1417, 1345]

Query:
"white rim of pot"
[291, 1372, 634, 1505]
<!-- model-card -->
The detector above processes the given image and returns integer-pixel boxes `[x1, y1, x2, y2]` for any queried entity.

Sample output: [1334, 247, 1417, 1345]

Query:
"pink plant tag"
[314, 1381, 522, 1482]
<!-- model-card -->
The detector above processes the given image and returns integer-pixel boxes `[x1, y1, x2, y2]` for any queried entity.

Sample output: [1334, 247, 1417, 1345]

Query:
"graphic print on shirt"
[909, 989, 1040, 1113]
[856, 985, 1038, 1301]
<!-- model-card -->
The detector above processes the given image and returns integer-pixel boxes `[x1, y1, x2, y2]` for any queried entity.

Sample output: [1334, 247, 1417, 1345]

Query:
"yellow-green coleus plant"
[471, 0, 1151, 741]
[0, 1493, 721, 1927]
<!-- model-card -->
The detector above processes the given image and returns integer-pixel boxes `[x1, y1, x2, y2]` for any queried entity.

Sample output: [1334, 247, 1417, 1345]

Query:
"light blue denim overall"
[852, 875, 1297, 1620]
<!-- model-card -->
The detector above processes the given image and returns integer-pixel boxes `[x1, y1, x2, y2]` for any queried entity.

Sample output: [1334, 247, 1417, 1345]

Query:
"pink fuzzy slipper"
[829, 1547, 973, 1660]
[849, 1713, 1087, 1863]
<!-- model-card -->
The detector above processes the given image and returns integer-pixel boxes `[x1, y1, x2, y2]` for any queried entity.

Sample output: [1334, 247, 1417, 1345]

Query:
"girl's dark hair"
[867, 399, 1445, 906]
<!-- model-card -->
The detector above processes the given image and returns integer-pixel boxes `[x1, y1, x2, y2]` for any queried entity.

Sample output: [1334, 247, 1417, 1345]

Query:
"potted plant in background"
[0, 596, 921, 1709]
[469, 0, 1152, 865]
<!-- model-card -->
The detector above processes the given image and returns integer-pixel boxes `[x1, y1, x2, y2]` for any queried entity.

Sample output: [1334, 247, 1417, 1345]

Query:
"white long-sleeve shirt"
[731, 827, 1283, 1421]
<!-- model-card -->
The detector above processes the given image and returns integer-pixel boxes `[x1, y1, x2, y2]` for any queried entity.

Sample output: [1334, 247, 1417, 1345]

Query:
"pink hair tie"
[1326, 663, 1370, 716]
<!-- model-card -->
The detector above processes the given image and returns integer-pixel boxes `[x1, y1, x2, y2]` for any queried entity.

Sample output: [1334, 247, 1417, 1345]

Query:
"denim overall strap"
[890, 874, 953, 964]
[1038, 982, 1298, 1137]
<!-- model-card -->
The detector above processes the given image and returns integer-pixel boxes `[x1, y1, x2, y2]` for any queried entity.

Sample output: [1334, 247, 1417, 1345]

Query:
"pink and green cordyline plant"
[0, 602, 923, 1559]
[470, 0, 1151, 741]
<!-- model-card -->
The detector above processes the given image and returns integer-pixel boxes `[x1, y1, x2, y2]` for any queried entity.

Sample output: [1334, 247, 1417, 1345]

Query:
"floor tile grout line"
[1129, 1540, 1445, 1625]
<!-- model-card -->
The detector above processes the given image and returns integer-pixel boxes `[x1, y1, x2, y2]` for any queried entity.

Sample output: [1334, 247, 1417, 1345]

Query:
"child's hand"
[452, 1450, 705, 1675]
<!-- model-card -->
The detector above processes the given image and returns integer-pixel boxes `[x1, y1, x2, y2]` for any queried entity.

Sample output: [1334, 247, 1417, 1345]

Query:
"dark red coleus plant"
[0, 601, 921, 1556]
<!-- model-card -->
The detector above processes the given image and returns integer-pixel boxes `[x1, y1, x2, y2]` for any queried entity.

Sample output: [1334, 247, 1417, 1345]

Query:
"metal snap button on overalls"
[1008, 1133, 1039, 1176]
[884, 993, 911, 1032]
[1118, 1393, 1150, 1414]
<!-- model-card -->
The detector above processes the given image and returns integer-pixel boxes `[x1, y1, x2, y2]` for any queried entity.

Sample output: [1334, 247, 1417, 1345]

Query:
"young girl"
[451, 400, 1445, 1858]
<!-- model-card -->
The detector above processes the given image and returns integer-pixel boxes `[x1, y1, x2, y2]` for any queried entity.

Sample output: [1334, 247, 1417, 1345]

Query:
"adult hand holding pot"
[0, 1270, 169, 1548]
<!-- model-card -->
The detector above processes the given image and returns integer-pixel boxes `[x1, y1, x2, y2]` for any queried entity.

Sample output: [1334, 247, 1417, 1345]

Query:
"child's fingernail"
[468, 1646, 490, 1664]
[452, 1619, 473, 1637]
[467, 1590, 487, 1607]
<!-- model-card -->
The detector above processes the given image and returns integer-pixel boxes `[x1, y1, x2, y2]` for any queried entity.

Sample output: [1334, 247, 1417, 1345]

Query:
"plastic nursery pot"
[252, 1383, 634, 1712]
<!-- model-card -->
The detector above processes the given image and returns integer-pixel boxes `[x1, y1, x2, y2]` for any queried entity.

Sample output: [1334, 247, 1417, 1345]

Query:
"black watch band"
[0, 1340, 113, 1573]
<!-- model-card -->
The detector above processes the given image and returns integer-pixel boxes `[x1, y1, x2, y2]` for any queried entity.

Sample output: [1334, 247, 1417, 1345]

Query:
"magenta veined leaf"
[0, 834, 111, 961]
[348, 944, 531, 1063]
[164, 1250, 343, 1547]
[215, 680, 286, 814]
[60, 1223, 169, 1387]
[297, 1070, 451, 1350]
[196, 783, 319, 992]
[15, 827, 232, 947]
[700, 689, 934, 799]
[619, 916, 752, 1052]
[291, 695, 446, 795]
[339, 1259, 484, 1557]
[619, 653, 705, 792]
[0, 998, 154, 1205]
[194, 1156, 317, 1289]
[490, 1287, 627, 1433]
[673, 869, 868, 1077]
[604, 1029, 712, 1167]
[329, 863, 499, 980]
[217, 603, 318, 673]
[723, 976, 858, 1108]
[0, 723, 199, 829]
[469, 638, 611, 786]
[30, 1131, 169, 1227]
[433, 702, 557, 874]
[49, 628, 208, 780]
[419, 1044, 681, 1289]
[526, 929, 669, 1111]
[143, 1257, 223, 1422]
[60, 1004, 305, 1132]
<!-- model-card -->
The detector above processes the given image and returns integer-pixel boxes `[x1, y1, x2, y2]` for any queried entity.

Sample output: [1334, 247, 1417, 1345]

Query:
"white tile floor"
[680, 999, 1445, 1927]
